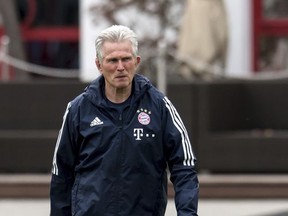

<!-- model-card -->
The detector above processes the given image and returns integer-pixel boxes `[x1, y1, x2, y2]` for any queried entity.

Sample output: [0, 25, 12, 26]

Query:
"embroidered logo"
[90, 117, 103, 127]
[133, 128, 156, 141]
[134, 128, 143, 140]
[137, 108, 151, 125]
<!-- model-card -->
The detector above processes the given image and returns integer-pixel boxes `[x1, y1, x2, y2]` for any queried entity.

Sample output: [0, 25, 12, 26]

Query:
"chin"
[115, 82, 130, 89]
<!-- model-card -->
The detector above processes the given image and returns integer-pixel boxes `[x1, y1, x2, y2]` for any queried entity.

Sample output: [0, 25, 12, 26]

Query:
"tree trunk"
[0, 0, 29, 81]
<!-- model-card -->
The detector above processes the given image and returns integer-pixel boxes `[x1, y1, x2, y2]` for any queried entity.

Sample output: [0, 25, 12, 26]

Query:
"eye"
[108, 58, 118, 63]
[122, 57, 132, 62]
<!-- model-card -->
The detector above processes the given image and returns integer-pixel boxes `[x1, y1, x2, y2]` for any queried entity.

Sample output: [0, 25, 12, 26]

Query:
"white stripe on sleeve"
[52, 102, 72, 175]
[163, 97, 195, 166]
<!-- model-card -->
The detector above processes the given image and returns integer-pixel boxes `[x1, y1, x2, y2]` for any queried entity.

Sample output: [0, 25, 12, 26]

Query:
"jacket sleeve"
[162, 96, 199, 216]
[50, 102, 80, 216]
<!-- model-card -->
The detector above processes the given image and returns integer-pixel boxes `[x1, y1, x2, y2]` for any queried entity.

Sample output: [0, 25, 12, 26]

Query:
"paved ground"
[0, 199, 288, 216]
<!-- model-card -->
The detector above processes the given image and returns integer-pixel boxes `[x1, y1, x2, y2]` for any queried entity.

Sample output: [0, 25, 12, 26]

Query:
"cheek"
[127, 62, 138, 70]
[101, 64, 115, 73]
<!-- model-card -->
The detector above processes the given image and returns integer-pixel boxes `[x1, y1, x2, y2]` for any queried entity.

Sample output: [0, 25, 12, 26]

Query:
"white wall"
[79, 0, 102, 82]
[223, 0, 252, 76]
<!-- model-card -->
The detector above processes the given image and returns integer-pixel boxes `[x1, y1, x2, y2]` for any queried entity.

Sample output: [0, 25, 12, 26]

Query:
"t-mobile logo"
[134, 128, 143, 140]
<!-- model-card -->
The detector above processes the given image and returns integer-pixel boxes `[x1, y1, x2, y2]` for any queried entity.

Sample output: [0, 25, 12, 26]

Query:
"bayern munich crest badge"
[138, 111, 151, 125]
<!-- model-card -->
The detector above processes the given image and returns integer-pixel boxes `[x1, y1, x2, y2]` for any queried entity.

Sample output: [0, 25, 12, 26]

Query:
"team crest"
[137, 108, 151, 125]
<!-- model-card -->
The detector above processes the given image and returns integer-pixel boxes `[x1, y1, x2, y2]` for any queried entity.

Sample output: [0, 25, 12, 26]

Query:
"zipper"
[119, 113, 122, 122]
[117, 112, 125, 213]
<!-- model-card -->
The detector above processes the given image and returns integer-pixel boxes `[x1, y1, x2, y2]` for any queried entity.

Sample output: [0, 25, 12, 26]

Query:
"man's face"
[96, 40, 140, 91]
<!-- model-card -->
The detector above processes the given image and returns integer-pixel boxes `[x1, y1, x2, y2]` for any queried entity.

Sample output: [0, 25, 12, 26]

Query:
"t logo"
[134, 128, 143, 140]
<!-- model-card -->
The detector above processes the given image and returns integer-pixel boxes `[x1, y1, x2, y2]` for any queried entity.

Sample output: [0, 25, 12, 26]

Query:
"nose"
[117, 60, 125, 71]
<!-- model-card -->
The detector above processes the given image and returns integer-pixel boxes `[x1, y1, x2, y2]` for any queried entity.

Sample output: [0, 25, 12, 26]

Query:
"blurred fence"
[0, 36, 79, 80]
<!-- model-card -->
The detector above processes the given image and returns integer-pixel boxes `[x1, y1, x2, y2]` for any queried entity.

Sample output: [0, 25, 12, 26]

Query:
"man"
[50, 25, 199, 216]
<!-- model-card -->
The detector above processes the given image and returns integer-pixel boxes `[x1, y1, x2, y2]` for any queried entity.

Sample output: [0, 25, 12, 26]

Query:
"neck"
[105, 86, 131, 103]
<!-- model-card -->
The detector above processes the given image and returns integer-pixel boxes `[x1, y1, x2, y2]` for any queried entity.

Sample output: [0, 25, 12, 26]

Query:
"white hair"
[95, 25, 138, 62]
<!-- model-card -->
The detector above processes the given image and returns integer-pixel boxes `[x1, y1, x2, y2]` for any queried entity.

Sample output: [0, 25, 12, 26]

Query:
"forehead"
[102, 40, 133, 57]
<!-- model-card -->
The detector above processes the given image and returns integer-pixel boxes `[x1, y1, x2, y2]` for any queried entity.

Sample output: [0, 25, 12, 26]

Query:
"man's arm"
[170, 165, 199, 215]
[50, 174, 74, 216]
[50, 102, 79, 216]
[162, 96, 199, 216]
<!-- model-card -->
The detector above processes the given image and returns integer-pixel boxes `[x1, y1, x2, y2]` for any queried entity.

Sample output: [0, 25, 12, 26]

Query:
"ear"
[95, 59, 102, 73]
[136, 56, 141, 66]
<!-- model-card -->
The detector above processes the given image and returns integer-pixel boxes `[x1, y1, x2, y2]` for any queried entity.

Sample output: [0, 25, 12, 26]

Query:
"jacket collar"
[84, 74, 151, 107]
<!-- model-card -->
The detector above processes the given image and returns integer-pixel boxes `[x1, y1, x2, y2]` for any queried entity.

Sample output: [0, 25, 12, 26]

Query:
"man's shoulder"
[68, 92, 87, 111]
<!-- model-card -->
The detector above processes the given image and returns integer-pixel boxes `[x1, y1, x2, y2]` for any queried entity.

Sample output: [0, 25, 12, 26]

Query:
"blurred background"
[1, 0, 288, 215]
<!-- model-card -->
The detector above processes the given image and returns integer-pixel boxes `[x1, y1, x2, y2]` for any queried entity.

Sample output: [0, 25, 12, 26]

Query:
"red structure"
[0, 0, 79, 71]
[252, 0, 288, 72]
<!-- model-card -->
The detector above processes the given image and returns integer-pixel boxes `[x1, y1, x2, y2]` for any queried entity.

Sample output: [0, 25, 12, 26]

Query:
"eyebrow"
[107, 56, 133, 61]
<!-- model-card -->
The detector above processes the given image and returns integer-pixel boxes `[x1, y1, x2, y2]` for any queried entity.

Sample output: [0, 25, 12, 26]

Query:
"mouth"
[115, 75, 127, 79]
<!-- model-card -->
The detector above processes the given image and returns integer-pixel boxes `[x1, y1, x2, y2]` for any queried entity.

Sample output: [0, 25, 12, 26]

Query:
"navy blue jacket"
[50, 74, 199, 216]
